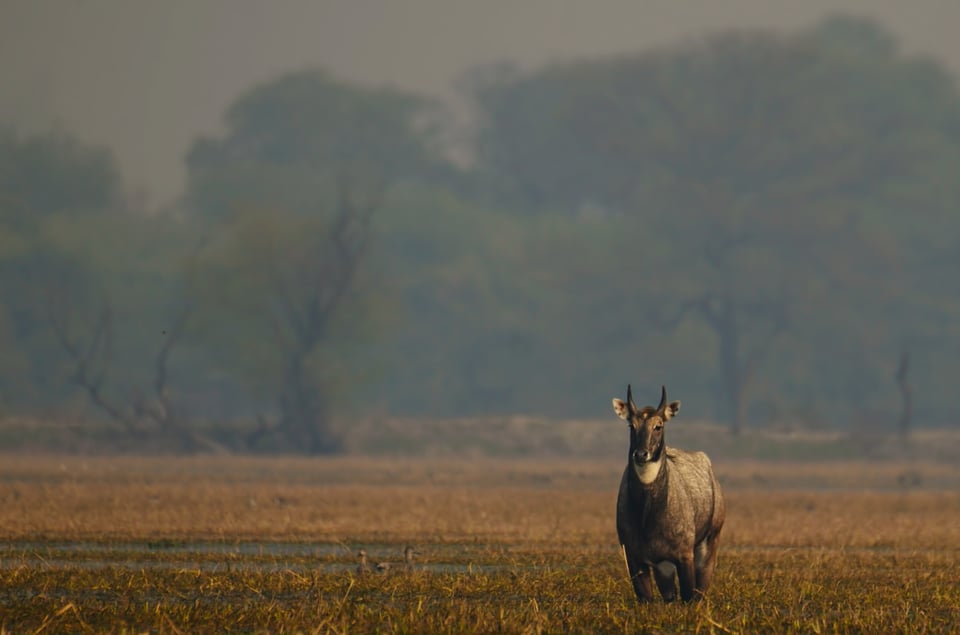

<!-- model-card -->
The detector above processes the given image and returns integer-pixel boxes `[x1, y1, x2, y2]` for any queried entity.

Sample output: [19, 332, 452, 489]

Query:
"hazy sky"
[3, 0, 960, 208]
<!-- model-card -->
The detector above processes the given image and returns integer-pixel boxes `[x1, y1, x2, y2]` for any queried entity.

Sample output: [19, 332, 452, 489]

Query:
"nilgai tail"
[612, 384, 725, 603]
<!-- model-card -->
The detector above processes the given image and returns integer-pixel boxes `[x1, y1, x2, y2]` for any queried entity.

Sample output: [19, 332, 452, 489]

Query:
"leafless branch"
[260, 174, 386, 453]
[47, 291, 137, 433]
[696, 294, 726, 330]
[646, 297, 701, 331]
[44, 236, 227, 452]
[741, 314, 787, 383]
[148, 302, 193, 428]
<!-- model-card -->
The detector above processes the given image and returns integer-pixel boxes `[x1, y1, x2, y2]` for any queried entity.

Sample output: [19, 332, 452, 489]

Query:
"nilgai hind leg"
[694, 534, 721, 595]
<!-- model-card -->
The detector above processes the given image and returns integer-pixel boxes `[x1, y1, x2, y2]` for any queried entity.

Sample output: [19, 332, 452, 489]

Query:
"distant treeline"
[2, 15, 958, 452]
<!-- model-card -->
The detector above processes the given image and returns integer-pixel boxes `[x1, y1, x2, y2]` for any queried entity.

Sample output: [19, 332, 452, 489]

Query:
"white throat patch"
[633, 456, 662, 484]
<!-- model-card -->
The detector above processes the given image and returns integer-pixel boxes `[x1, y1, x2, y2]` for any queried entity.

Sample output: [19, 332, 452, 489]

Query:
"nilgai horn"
[612, 384, 725, 602]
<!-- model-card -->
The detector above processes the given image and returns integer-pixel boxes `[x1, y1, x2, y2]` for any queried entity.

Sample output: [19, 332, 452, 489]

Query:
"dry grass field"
[1, 454, 958, 633]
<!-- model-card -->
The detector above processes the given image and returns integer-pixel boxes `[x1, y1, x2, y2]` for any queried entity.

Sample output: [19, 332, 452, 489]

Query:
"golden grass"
[1, 455, 958, 633]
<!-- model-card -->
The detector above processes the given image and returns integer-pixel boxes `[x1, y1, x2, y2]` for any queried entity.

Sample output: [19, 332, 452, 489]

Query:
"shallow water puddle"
[0, 540, 543, 574]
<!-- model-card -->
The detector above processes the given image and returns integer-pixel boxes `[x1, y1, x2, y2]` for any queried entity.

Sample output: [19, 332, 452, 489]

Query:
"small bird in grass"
[356, 548, 372, 574]
[403, 545, 416, 572]
[374, 545, 417, 574]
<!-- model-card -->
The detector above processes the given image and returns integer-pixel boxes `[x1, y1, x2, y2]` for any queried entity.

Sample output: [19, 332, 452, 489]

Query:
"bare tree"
[45, 251, 225, 453]
[47, 293, 132, 431]
[246, 177, 384, 453]
[649, 291, 788, 436]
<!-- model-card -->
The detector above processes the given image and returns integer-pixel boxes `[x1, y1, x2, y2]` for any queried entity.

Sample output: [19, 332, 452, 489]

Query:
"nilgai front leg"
[621, 545, 654, 602]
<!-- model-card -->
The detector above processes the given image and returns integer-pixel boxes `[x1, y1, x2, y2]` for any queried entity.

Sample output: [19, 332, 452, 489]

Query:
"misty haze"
[2, 4, 960, 631]
[2, 1, 959, 455]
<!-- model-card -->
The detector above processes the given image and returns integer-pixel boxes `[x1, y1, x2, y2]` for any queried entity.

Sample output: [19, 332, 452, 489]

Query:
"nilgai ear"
[612, 398, 630, 420]
[662, 400, 681, 421]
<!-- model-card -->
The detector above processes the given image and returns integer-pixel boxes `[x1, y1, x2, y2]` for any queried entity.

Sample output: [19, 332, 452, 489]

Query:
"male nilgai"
[612, 385, 725, 602]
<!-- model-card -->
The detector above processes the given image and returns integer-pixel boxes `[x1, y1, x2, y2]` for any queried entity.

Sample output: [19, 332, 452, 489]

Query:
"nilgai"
[612, 384, 725, 602]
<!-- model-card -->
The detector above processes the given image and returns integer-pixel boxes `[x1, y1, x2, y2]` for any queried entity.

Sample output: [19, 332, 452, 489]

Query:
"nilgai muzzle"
[613, 384, 725, 602]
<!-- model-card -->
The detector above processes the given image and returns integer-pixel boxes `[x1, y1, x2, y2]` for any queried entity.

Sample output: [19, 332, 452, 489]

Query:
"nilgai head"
[613, 385, 681, 473]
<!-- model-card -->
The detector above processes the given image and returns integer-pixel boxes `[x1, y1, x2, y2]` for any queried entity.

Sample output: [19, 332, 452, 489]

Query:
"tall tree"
[183, 70, 431, 451]
[0, 128, 121, 409]
[0, 128, 218, 448]
[470, 16, 960, 432]
[185, 69, 443, 221]
[189, 180, 383, 453]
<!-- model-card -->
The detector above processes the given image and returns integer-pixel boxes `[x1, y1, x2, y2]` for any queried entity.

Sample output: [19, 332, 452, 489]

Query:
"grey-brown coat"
[613, 385, 725, 602]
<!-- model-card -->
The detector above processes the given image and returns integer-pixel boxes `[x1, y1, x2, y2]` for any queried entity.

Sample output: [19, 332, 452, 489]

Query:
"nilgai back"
[612, 384, 725, 602]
